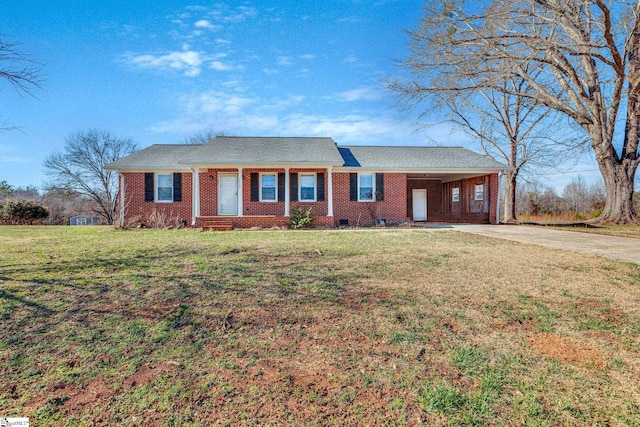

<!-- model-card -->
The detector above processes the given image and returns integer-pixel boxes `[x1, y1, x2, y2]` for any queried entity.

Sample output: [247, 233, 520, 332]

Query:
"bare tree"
[182, 128, 227, 145]
[43, 130, 138, 224]
[391, 14, 575, 222]
[0, 35, 43, 131]
[391, 0, 640, 224]
[441, 75, 569, 222]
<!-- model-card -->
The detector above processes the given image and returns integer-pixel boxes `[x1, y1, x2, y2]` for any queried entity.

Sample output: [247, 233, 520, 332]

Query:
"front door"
[218, 173, 238, 215]
[412, 189, 427, 221]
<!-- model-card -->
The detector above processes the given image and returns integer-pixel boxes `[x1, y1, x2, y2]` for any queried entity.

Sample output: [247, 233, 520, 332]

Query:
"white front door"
[218, 173, 238, 215]
[412, 189, 427, 221]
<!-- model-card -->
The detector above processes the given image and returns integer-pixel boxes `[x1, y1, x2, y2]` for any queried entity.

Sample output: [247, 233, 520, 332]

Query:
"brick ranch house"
[105, 136, 508, 228]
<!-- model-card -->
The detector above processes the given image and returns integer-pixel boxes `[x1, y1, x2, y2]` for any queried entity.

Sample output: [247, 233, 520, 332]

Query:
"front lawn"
[1, 226, 638, 426]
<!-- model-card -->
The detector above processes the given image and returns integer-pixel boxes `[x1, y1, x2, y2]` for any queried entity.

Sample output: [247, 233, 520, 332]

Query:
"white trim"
[259, 172, 278, 202]
[298, 172, 317, 202]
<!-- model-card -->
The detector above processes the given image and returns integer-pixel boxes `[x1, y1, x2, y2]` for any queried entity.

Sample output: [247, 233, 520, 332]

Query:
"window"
[358, 173, 375, 201]
[474, 184, 484, 201]
[452, 187, 460, 202]
[260, 173, 277, 202]
[156, 173, 173, 202]
[299, 173, 316, 201]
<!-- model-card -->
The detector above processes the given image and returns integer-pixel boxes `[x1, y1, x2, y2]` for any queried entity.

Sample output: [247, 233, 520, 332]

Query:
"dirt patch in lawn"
[529, 333, 607, 370]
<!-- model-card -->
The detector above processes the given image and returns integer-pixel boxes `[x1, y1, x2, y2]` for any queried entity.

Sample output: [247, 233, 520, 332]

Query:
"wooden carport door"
[412, 189, 427, 221]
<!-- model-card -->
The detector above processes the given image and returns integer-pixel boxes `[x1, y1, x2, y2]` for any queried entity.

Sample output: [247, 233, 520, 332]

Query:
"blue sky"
[0, 0, 600, 190]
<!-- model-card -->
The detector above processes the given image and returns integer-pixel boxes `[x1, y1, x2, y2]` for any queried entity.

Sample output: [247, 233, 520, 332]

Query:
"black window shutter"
[250, 173, 259, 202]
[144, 173, 154, 202]
[376, 173, 384, 201]
[173, 173, 182, 202]
[349, 173, 358, 201]
[290, 173, 298, 202]
[317, 173, 325, 201]
[278, 173, 285, 202]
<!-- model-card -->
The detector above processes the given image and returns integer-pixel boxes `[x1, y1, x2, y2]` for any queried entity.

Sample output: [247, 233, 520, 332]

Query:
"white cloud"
[126, 48, 203, 76]
[194, 19, 214, 28]
[0, 156, 30, 164]
[210, 61, 243, 71]
[148, 88, 432, 146]
[277, 56, 293, 67]
[332, 86, 384, 102]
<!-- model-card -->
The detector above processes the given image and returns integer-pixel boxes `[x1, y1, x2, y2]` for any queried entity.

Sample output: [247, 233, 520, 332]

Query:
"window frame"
[259, 172, 278, 202]
[298, 173, 317, 202]
[452, 187, 460, 202]
[474, 184, 484, 201]
[358, 173, 375, 202]
[156, 173, 174, 202]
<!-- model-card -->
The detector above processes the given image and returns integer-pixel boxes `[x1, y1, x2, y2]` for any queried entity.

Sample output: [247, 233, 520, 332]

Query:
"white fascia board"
[186, 162, 342, 169]
[334, 167, 507, 174]
[106, 166, 192, 172]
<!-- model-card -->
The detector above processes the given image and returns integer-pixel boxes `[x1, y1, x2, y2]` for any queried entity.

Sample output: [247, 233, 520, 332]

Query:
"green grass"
[0, 226, 639, 426]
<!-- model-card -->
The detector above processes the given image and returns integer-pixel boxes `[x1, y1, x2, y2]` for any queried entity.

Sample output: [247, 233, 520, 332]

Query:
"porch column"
[284, 167, 290, 217]
[327, 166, 334, 217]
[191, 167, 200, 226]
[237, 167, 243, 217]
[118, 171, 125, 225]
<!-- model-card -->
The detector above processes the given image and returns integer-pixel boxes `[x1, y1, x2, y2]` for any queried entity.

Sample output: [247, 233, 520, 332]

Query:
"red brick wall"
[119, 170, 500, 228]
[121, 172, 192, 225]
[332, 172, 407, 226]
[432, 173, 499, 224]
[198, 168, 330, 217]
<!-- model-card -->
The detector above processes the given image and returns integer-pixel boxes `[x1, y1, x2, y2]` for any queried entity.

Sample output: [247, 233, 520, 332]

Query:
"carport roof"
[337, 146, 507, 171]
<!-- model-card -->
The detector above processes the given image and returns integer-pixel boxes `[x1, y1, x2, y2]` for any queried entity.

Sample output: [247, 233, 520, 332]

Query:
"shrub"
[289, 206, 315, 229]
[0, 199, 49, 224]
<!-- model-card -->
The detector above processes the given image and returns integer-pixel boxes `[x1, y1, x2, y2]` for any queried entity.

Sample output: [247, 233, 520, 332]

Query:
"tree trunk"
[502, 170, 518, 222]
[595, 159, 639, 224]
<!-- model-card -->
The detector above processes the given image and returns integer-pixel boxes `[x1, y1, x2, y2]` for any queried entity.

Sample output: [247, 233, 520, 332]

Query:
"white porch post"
[118, 171, 125, 225]
[237, 167, 243, 216]
[191, 167, 200, 226]
[327, 166, 334, 217]
[284, 167, 290, 217]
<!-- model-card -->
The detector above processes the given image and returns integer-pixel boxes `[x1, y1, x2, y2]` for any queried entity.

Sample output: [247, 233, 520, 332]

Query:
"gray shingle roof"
[337, 146, 506, 171]
[184, 136, 344, 165]
[105, 138, 508, 172]
[104, 144, 198, 170]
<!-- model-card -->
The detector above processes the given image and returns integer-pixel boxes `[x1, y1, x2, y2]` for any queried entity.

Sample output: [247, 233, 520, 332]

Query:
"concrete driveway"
[449, 224, 640, 265]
